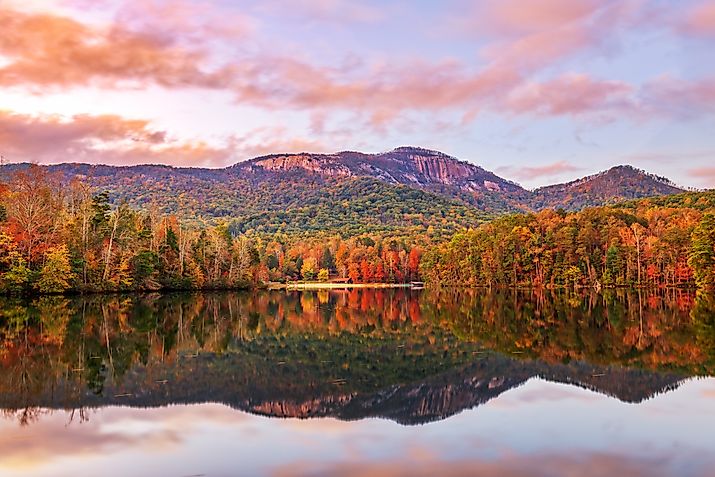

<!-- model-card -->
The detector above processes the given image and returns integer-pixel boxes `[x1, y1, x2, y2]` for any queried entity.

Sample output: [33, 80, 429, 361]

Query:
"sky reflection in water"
[1, 378, 714, 477]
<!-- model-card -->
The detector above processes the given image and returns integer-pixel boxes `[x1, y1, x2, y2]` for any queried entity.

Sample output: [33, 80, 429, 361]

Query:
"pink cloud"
[642, 76, 715, 118]
[0, 110, 167, 154]
[680, 1, 715, 37]
[0, 404, 245, 470]
[458, 0, 645, 72]
[112, 0, 256, 46]
[260, 0, 386, 24]
[461, 0, 603, 37]
[497, 161, 583, 181]
[273, 452, 689, 477]
[0, 110, 230, 166]
[0, 4, 235, 90]
[0, 3, 599, 124]
[0, 0, 713, 140]
[0, 110, 333, 167]
[687, 166, 715, 188]
[506, 74, 635, 117]
[231, 57, 521, 118]
[63, 0, 257, 42]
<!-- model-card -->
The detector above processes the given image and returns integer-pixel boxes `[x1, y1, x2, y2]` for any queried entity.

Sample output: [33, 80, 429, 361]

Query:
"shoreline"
[1, 282, 705, 298]
[273, 282, 419, 290]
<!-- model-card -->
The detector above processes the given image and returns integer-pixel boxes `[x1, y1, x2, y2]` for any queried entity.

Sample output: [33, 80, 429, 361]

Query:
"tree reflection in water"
[0, 288, 713, 426]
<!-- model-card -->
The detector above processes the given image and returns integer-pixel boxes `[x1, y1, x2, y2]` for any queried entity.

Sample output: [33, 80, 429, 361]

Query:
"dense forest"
[0, 167, 425, 294]
[1, 166, 714, 294]
[0, 162, 488, 237]
[421, 192, 715, 289]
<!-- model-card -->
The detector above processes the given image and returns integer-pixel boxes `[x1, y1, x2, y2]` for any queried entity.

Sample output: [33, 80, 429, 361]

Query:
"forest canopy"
[421, 193, 715, 290]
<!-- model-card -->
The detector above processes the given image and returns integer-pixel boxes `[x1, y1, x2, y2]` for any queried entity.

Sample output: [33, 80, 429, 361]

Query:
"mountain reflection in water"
[1, 288, 713, 426]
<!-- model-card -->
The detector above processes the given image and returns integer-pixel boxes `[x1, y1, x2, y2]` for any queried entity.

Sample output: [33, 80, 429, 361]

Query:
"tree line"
[420, 196, 715, 290]
[0, 167, 425, 294]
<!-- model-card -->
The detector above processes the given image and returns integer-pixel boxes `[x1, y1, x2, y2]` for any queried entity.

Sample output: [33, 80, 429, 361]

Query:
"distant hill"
[530, 165, 684, 210]
[0, 148, 688, 234]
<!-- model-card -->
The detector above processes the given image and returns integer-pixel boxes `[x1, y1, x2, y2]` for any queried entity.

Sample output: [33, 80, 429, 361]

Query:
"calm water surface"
[0, 289, 714, 477]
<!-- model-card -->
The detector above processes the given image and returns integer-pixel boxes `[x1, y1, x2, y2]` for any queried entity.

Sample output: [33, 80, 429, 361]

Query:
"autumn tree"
[301, 256, 318, 280]
[408, 247, 422, 281]
[38, 246, 74, 293]
[1, 255, 33, 292]
[3, 167, 61, 264]
[348, 262, 361, 283]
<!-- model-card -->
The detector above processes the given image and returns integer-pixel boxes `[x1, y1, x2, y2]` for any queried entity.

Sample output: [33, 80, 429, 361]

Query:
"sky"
[2, 379, 715, 476]
[0, 0, 714, 189]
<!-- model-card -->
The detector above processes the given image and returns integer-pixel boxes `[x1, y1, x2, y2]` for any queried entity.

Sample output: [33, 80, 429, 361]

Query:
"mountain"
[232, 146, 530, 213]
[0, 148, 686, 234]
[530, 165, 684, 210]
[237, 146, 525, 194]
[13, 162, 486, 236]
[232, 150, 685, 212]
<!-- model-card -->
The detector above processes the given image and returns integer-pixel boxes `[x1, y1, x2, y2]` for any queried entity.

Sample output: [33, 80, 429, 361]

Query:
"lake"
[0, 288, 714, 477]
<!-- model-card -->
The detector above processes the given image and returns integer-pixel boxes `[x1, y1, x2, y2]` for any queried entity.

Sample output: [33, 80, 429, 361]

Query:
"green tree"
[132, 250, 161, 290]
[38, 246, 74, 293]
[605, 244, 624, 285]
[91, 191, 111, 229]
[319, 246, 335, 271]
[689, 214, 715, 289]
[317, 268, 330, 282]
[563, 266, 583, 288]
[2, 255, 34, 292]
[165, 227, 179, 252]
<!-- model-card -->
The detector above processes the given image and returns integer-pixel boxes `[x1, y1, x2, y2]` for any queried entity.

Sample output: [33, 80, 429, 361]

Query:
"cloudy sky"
[1, 0, 714, 188]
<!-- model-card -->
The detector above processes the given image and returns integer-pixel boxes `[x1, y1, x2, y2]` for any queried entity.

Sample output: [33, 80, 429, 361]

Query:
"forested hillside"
[0, 148, 686, 232]
[0, 162, 487, 236]
[421, 191, 715, 289]
[0, 167, 428, 294]
[531, 165, 684, 210]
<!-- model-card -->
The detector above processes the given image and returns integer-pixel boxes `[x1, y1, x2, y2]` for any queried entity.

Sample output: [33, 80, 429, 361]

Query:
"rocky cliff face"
[248, 154, 354, 178]
[236, 146, 524, 194]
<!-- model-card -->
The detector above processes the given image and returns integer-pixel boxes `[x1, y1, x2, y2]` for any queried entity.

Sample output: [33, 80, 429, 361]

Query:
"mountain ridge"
[1, 146, 684, 197]
[0, 147, 689, 233]
[235, 146, 526, 194]
[530, 163, 684, 210]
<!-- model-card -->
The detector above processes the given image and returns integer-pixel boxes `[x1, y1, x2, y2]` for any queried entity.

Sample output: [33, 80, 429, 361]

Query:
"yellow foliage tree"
[38, 245, 74, 293]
